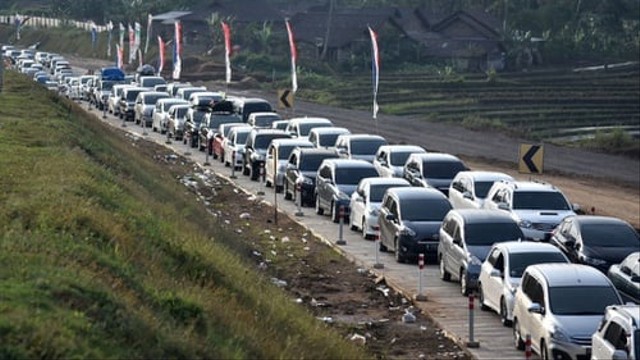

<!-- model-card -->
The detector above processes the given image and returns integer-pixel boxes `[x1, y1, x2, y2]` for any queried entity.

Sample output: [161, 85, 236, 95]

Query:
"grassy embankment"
[0, 71, 367, 359]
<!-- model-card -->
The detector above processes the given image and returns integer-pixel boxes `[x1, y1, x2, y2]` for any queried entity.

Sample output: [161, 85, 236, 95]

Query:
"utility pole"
[320, 0, 335, 61]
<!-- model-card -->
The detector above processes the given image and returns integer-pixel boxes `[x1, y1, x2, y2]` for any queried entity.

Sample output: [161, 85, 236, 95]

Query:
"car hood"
[351, 154, 375, 163]
[425, 178, 452, 192]
[582, 246, 638, 263]
[402, 221, 441, 240]
[555, 315, 603, 338]
[336, 184, 357, 196]
[512, 210, 575, 225]
[467, 245, 493, 261]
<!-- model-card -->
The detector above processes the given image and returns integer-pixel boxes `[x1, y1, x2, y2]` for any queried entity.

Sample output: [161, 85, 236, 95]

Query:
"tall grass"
[0, 71, 367, 359]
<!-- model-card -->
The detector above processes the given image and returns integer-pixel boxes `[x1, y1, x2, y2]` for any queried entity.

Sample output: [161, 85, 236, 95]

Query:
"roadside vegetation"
[0, 71, 368, 359]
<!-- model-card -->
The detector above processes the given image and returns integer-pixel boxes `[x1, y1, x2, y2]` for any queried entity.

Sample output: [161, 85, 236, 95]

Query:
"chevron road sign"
[278, 89, 294, 109]
[519, 144, 544, 174]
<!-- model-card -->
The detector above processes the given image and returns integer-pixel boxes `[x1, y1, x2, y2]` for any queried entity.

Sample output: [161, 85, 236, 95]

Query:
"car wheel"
[513, 319, 525, 350]
[540, 340, 550, 360]
[219, 151, 225, 163]
[394, 238, 405, 263]
[243, 163, 250, 176]
[500, 298, 512, 327]
[379, 240, 388, 252]
[315, 196, 324, 215]
[284, 183, 292, 200]
[439, 257, 451, 281]
[478, 285, 490, 311]
[460, 269, 470, 296]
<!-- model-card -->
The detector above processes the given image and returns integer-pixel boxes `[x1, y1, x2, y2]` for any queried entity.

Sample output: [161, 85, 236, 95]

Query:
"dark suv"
[314, 159, 379, 223]
[284, 148, 340, 206]
[403, 153, 468, 195]
[242, 129, 291, 181]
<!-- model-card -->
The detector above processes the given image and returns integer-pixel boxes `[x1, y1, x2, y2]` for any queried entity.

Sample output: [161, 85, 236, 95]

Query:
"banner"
[172, 21, 182, 80]
[145, 14, 153, 54]
[285, 20, 298, 93]
[134, 22, 141, 60]
[128, 23, 135, 63]
[116, 44, 123, 70]
[368, 26, 380, 119]
[221, 21, 232, 84]
[107, 21, 113, 57]
[119, 23, 125, 50]
[157, 36, 165, 75]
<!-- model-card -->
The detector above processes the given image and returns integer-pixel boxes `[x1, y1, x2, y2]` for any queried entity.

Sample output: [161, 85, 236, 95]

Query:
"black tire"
[513, 319, 525, 351]
[500, 298, 512, 327]
[379, 240, 388, 252]
[440, 257, 451, 281]
[540, 340, 549, 360]
[315, 196, 324, 215]
[275, 184, 283, 193]
[394, 239, 405, 263]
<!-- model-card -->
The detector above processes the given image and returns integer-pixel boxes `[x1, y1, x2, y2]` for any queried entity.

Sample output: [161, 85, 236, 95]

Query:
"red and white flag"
[172, 21, 182, 80]
[368, 26, 380, 119]
[157, 36, 165, 75]
[221, 21, 232, 84]
[128, 23, 135, 63]
[285, 20, 298, 93]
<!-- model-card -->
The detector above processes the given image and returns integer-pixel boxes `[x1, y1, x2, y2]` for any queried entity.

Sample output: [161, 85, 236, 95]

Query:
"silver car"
[512, 263, 623, 360]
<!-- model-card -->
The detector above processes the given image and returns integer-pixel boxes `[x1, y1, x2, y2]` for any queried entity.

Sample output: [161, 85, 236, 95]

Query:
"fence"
[0, 15, 108, 32]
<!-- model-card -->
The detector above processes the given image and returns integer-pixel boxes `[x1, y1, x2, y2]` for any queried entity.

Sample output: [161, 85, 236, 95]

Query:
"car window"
[581, 223, 639, 247]
[300, 155, 333, 172]
[318, 166, 331, 179]
[389, 151, 413, 166]
[235, 131, 249, 145]
[369, 184, 408, 203]
[422, 161, 466, 179]
[318, 133, 342, 147]
[350, 139, 386, 155]
[512, 191, 571, 210]
[549, 286, 621, 315]
[474, 181, 495, 198]
[335, 167, 379, 185]
[509, 252, 568, 278]
[464, 222, 523, 246]
[400, 199, 451, 222]
[277, 145, 297, 160]
[299, 123, 331, 137]
[487, 248, 501, 266]
[603, 321, 628, 351]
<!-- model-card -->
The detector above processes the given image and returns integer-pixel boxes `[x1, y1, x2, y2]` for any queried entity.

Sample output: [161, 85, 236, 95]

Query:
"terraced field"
[306, 63, 640, 147]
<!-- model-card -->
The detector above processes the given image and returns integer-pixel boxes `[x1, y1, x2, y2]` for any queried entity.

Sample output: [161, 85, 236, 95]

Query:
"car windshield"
[277, 145, 297, 160]
[142, 78, 165, 87]
[400, 199, 451, 222]
[235, 131, 250, 145]
[422, 161, 466, 179]
[549, 286, 620, 315]
[351, 139, 386, 155]
[509, 252, 568, 278]
[300, 155, 335, 171]
[318, 133, 343, 147]
[254, 115, 280, 127]
[223, 125, 242, 137]
[126, 90, 142, 101]
[512, 191, 570, 210]
[174, 107, 188, 118]
[144, 94, 167, 104]
[635, 330, 640, 360]
[101, 81, 115, 91]
[475, 181, 496, 198]
[390, 151, 414, 166]
[255, 134, 289, 150]
[244, 103, 273, 116]
[335, 167, 379, 185]
[370, 184, 408, 203]
[299, 123, 332, 137]
[581, 223, 639, 247]
[464, 222, 524, 246]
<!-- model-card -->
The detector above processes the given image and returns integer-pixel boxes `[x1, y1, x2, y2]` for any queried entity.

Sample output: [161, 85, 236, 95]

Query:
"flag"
[90, 21, 98, 49]
[368, 26, 380, 119]
[145, 14, 153, 54]
[221, 21, 232, 84]
[119, 23, 125, 50]
[15, 14, 29, 40]
[116, 44, 124, 70]
[107, 21, 113, 57]
[128, 23, 135, 63]
[134, 22, 141, 59]
[285, 20, 298, 93]
[173, 21, 182, 80]
[157, 36, 165, 75]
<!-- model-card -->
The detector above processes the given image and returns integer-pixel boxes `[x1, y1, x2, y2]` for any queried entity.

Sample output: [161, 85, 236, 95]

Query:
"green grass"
[0, 71, 367, 359]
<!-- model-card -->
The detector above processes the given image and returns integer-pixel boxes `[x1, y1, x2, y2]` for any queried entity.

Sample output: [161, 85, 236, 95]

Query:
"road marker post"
[102, 101, 107, 119]
[257, 163, 265, 196]
[165, 128, 172, 144]
[230, 151, 237, 179]
[141, 116, 148, 136]
[294, 183, 304, 217]
[373, 228, 384, 269]
[525, 334, 532, 360]
[203, 138, 211, 166]
[184, 133, 192, 156]
[466, 295, 480, 348]
[415, 253, 427, 301]
[336, 205, 346, 245]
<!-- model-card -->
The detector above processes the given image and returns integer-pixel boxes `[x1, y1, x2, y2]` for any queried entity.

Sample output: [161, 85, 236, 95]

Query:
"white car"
[449, 171, 514, 209]
[247, 112, 282, 129]
[373, 144, 426, 178]
[478, 241, 569, 326]
[592, 304, 639, 360]
[335, 134, 388, 163]
[285, 117, 334, 139]
[349, 177, 410, 239]
[152, 98, 188, 134]
[223, 126, 252, 169]
[308, 126, 351, 149]
[483, 180, 579, 241]
[264, 139, 314, 192]
[108, 84, 131, 115]
[512, 263, 623, 360]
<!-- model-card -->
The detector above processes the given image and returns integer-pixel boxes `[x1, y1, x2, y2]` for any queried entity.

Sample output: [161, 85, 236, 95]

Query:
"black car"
[284, 148, 340, 206]
[550, 215, 640, 273]
[314, 159, 379, 223]
[242, 129, 291, 181]
[607, 252, 640, 304]
[184, 106, 212, 148]
[403, 153, 468, 195]
[196, 101, 241, 153]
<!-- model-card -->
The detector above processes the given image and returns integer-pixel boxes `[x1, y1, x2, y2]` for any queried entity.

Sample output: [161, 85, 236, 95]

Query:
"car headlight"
[581, 255, 607, 266]
[469, 255, 483, 266]
[518, 219, 532, 228]
[399, 227, 416, 238]
[549, 325, 570, 343]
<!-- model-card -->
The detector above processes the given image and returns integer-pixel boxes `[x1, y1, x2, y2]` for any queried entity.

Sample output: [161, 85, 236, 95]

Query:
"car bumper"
[398, 237, 439, 261]
[547, 338, 591, 360]
[521, 228, 553, 242]
[363, 213, 380, 237]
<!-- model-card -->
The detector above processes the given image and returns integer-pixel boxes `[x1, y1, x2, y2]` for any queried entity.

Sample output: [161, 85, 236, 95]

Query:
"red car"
[213, 123, 249, 160]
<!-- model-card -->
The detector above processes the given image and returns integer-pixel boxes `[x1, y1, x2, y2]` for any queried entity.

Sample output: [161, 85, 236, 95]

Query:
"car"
[403, 153, 469, 194]
[550, 215, 639, 273]
[137, 75, 166, 90]
[198, 101, 242, 153]
[212, 123, 249, 161]
[349, 177, 411, 239]
[184, 102, 213, 148]
[608, 252, 640, 304]
[175, 86, 207, 101]
[449, 171, 514, 209]
[592, 304, 640, 360]
[189, 91, 225, 108]
[335, 134, 388, 163]
[247, 112, 282, 129]
[152, 98, 189, 134]
[483, 180, 578, 241]
[512, 263, 623, 360]
[166, 82, 192, 97]
[478, 241, 569, 326]
[315, 159, 380, 223]
[153, 84, 168, 94]
[242, 129, 291, 181]
[283, 148, 340, 206]
[308, 126, 351, 149]
[264, 138, 314, 192]
[378, 187, 452, 263]
[271, 120, 290, 131]
[166, 104, 190, 140]
[134, 91, 170, 127]
[108, 84, 130, 116]
[223, 126, 252, 169]
[230, 97, 273, 123]
[118, 86, 147, 121]
[284, 117, 334, 139]
[373, 144, 427, 178]
[438, 209, 525, 295]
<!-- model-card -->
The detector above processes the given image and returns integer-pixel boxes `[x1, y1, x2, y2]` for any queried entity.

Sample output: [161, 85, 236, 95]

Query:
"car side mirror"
[490, 269, 502, 278]
[612, 350, 629, 360]
[462, 191, 473, 200]
[527, 303, 544, 314]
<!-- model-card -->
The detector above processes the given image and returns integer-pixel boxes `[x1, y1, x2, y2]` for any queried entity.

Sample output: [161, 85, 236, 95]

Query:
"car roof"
[157, 98, 188, 104]
[250, 129, 288, 136]
[496, 180, 560, 192]
[360, 177, 411, 187]
[270, 139, 313, 147]
[450, 209, 518, 224]
[140, 91, 169, 97]
[566, 215, 634, 227]
[288, 117, 332, 124]
[605, 305, 640, 327]
[527, 263, 612, 287]
[455, 170, 513, 181]
[297, 148, 339, 156]
[231, 127, 253, 134]
[322, 158, 375, 168]
[377, 144, 426, 153]
[493, 240, 564, 254]
[250, 112, 280, 118]
[310, 126, 350, 134]
[387, 186, 447, 200]
[409, 152, 462, 162]
[338, 134, 386, 141]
